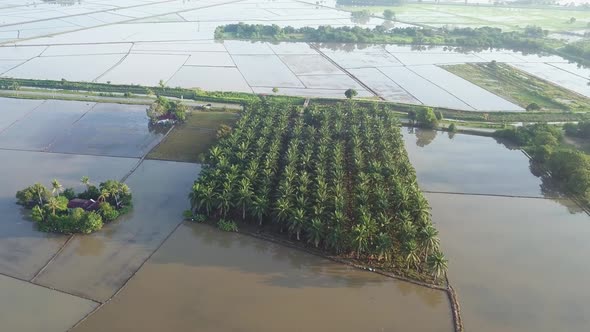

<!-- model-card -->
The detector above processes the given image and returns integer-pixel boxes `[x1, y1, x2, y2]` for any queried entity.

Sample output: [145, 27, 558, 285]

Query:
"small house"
[68, 198, 100, 211]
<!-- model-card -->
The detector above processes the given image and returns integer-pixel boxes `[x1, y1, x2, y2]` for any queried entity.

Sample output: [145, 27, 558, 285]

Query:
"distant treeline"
[336, 0, 404, 6]
[216, 23, 589, 66]
[561, 41, 590, 66]
[217, 23, 548, 50]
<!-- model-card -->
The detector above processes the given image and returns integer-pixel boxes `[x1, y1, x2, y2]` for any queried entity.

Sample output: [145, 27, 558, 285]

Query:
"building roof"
[68, 198, 99, 211]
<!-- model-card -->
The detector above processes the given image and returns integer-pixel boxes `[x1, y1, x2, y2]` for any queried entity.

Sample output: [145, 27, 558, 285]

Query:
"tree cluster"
[216, 23, 554, 54]
[146, 96, 187, 124]
[496, 124, 590, 203]
[564, 121, 590, 139]
[189, 101, 448, 281]
[16, 178, 132, 234]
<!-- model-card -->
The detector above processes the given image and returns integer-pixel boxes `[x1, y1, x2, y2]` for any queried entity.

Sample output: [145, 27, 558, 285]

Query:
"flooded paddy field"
[72, 222, 454, 332]
[0, 98, 165, 158]
[402, 129, 550, 197]
[0, 274, 97, 332]
[0, 149, 137, 280]
[34, 160, 199, 302]
[0, 0, 588, 110]
[402, 128, 590, 332]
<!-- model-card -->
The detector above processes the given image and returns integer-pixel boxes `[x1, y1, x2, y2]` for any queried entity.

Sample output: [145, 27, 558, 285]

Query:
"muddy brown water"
[0, 149, 137, 280]
[34, 160, 200, 302]
[404, 129, 590, 332]
[73, 222, 454, 332]
[0, 274, 97, 332]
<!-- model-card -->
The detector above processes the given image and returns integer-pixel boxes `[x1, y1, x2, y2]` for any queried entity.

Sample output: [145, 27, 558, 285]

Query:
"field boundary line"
[66, 220, 185, 331]
[309, 44, 383, 100]
[0, 270, 100, 305]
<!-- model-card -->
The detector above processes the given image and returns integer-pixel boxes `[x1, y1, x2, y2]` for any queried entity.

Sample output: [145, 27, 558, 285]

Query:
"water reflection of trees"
[409, 127, 437, 147]
[494, 137, 586, 215]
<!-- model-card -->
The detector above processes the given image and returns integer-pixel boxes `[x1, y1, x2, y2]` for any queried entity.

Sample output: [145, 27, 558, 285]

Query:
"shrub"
[416, 108, 438, 128]
[183, 209, 194, 220]
[78, 185, 100, 200]
[526, 103, 541, 111]
[448, 123, 458, 133]
[16, 184, 51, 207]
[345, 88, 358, 99]
[63, 188, 76, 200]
[99, 202, 119, 222]
[217, 219, 238, 232]
[79, 212, 103, 234]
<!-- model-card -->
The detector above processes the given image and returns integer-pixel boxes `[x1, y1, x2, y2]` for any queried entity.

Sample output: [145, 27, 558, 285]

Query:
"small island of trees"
[16, 177, 132, 234]
[189, 101, 448, 282]
[146, 95, 188, 125]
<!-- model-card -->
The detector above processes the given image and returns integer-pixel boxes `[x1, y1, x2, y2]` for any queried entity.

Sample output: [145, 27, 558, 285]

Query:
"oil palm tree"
[428, 251, 448, 282]
[352, 223, 370, 258]
[307, 218, 323, 248]
[250, 195, 269, 226]
[44, 196, 66, 216]
[98, 189, 110, 203]
[418, 224, 440, 260]
[81, 176, 91, 189]
[31, 183, 48, 206]
[274, 197, 291, 231]
[236, 178, 253, 220]
[51, 179, 63, 197]
[376, 232, 393, 262]
[403, 240, 420, 270]
[289, 208, 305, 241]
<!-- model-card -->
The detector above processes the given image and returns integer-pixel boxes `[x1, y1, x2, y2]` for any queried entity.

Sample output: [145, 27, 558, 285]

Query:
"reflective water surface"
[403, 129, 590, 332]
[73, 222, 454, 332]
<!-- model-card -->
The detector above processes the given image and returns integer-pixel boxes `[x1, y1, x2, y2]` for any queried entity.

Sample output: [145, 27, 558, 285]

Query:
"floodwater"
[73, 222, 454, 332]
[49, 102, 165, 158]
[1, 0, 588, 110]
[402, 128, 551, 197]
[403, 128, 590, 332]
[34, 160, 199, 302]
[0, 149, 137, 280]
[167, 66, 253, 93]
[0, 274, 97, 332]
[0, 99, 95, 151]
[429, 194, 590, 332]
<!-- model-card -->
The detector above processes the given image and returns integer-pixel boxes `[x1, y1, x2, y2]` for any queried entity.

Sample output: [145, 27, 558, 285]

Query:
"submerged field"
[147, 111, 239, 163]
[343, 3, 590, 32]
[443, 62, 590, 112]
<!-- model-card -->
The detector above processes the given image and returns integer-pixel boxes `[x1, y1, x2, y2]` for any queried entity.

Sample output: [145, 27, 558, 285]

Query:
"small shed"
[68, 199, 100, 211]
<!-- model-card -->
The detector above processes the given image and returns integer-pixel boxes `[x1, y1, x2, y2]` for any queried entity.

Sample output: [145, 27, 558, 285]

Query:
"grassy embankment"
[343, 3, 590, 32]
[2, 76, 590, 125]
[147, 111, 239, 163]
[444, 62, 590, 113]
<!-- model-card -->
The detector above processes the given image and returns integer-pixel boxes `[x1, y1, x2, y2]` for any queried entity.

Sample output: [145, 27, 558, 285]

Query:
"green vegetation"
[342, 2, 590, 32]
[216, 23, 590, 65]
[189, 100, 447, 282]
[345, 88, 358, 99]
[444, 63, 590, 112]
[146, 96, 188, 124]
[217, 219, 239, 232]
[496, 124, 590, 204]
[0, 78, 261, 105]
[216, 24, 556, 52]
[147, 111, 239, 162]
[16, 178, 132, 234]
[561, 40, 590, 66]
[564, 121, 590, 138]
[408, 107, 439, 129]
